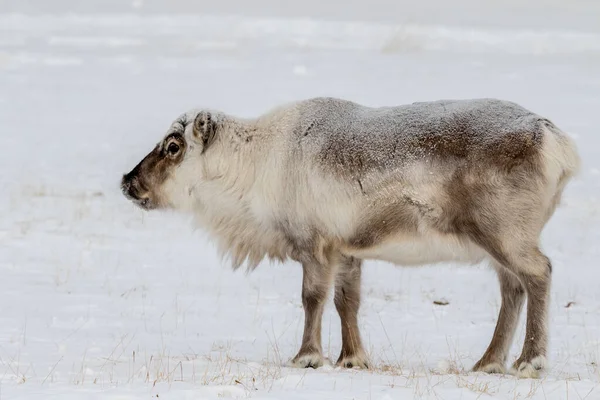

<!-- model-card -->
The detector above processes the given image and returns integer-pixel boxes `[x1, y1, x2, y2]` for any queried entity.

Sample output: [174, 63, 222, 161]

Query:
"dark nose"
[121, 174, 130, 191]
[121, 173, 140, 200]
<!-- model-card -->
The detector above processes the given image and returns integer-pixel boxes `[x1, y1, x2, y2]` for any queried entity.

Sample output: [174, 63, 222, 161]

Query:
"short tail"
[542, 119, 581, 185]
[539, 119, 581, 220]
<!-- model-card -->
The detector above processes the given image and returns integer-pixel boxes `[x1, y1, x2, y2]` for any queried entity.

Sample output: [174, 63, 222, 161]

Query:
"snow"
[1, 0, 599, 399]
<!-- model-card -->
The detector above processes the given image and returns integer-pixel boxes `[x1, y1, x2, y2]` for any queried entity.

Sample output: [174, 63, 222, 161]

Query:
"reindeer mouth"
[121, 175, 157, 211]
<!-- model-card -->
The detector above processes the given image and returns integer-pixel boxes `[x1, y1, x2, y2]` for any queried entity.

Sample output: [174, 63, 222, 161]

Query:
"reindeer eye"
[167, 142, 180, 156]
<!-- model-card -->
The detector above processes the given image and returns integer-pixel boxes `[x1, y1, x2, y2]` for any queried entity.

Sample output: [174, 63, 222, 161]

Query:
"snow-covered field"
[1, 1, 600, 399]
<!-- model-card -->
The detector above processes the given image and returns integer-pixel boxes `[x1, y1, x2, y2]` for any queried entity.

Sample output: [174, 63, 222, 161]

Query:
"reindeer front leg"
[334, 255, 369, 368]
[288, 259, 335, 368]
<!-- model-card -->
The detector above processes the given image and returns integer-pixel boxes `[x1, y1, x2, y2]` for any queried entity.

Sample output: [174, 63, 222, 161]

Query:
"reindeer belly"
[345, 232, 487, 267]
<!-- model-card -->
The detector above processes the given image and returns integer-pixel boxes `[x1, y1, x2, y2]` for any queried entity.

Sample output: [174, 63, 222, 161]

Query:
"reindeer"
[121, 97, 580, 378]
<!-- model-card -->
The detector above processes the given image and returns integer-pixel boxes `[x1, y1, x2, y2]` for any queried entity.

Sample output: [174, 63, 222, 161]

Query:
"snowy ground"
[1, 1, 600, 399]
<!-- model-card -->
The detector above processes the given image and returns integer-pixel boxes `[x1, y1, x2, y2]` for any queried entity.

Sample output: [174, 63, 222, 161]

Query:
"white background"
[1, 0, 599, 399]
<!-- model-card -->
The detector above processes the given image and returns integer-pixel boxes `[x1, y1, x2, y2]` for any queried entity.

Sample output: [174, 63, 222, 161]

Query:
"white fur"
[346, 231, 487, 266]
[286, 353, 330, 369]
[510, 356, 548, 379]
[477, 362, 506, 375]
[336, 352, 370, 369]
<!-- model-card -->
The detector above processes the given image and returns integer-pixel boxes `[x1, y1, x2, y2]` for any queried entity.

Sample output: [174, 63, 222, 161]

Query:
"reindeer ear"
[192, 111, 216, 151]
